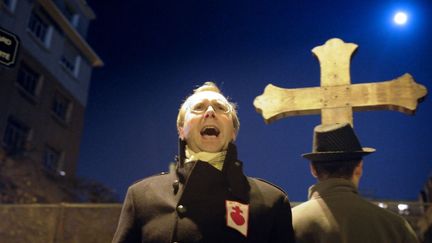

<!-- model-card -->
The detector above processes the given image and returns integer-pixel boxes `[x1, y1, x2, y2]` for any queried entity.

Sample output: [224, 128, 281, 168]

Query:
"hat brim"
[301, 147, 375, 161]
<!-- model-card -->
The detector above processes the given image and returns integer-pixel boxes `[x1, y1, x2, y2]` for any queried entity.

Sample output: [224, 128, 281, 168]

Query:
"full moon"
[394, 12, 408, 25]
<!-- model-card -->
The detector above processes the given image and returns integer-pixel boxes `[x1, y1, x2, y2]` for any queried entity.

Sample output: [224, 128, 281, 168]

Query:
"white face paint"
[179, 91, 236, 153]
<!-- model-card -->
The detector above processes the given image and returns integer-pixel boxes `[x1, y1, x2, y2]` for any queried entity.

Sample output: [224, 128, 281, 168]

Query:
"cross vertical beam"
[312, 39, 357, 125]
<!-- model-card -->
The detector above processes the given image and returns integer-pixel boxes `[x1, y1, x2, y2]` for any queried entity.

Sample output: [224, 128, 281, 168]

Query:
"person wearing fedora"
[292, 123, 419, 243]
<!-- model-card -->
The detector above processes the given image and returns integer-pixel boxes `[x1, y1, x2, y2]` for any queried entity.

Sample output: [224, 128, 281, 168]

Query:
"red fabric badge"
[226, 200, 249, 237]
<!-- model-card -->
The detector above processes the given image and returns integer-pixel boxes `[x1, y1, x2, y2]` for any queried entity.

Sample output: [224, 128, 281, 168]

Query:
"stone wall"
[0, 202, 428, 242]
[0, 203, 121, 243]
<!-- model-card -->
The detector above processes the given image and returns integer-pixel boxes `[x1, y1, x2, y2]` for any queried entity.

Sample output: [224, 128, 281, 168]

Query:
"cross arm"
[350, 73, 427, 114]
[254, 73, 427, 124]
[253, 83, 324, 124]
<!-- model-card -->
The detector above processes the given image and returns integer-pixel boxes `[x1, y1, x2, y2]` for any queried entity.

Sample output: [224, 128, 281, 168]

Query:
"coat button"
[173, 180, 179, 187]
[172, 180, 179, 193]
[177, 204, 187, 214]
[234, 161, 241, 167]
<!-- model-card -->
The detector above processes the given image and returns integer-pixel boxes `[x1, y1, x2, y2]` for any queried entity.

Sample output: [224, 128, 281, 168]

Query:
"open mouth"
[200, 126, 220, 137]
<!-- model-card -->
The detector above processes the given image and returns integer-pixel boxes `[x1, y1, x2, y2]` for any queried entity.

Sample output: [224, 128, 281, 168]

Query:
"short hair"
[176, 82, 240, 134]
[311, 159, 361, 180]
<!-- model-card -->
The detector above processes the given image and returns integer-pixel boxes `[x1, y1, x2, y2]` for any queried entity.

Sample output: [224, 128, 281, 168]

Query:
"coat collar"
[176, 140, 250, 202]
[308, 178, 358, 200]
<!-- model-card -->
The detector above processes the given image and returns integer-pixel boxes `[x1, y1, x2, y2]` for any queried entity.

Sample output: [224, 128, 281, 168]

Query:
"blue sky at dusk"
[79, 0, 432, 201]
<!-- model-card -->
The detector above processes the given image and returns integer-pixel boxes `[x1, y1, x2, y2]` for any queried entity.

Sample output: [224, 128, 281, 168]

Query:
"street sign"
[0, 27, 20, 68]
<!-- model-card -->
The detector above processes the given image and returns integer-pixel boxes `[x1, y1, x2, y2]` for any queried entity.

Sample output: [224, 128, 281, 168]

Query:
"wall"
[0, 204, 122, 243]
[0, 202, 429, 242]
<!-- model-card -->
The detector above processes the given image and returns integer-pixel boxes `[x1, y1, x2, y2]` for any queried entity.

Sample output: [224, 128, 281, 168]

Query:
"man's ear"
[178, 126, 185, 140]
[354, 160, 363, 178]
[351, 160, 363, 188]
[309, 163, 318, 178]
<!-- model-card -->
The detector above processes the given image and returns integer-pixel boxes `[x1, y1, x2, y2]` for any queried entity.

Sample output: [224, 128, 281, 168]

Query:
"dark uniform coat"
[112, 142, 295, 243]
[292, 178, 419, 243]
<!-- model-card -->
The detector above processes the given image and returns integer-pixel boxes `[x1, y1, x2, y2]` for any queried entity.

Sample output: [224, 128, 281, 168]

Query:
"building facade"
[0, 0, 102, 202]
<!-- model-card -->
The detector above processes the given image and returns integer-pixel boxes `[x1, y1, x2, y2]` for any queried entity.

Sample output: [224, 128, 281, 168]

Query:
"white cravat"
[185, 146, 227, 171]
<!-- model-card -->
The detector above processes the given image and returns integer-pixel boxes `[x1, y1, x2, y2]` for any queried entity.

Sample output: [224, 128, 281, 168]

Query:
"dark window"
[63, 4, 74, 21]
[28, 12, 48, 43]
[64, 4, 79, 27]
[61, 41, 81, 76]
[52, 92, 71, 121]
[43, 146, 61, 173]
[2, 117, 30, 152]
[60, 55, 75, 73]
[17, 63, 39, 96]
[2, 0, 16, 12]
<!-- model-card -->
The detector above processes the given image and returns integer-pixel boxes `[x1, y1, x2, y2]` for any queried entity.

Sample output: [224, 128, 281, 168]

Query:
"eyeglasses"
[187, 99, 233, 114]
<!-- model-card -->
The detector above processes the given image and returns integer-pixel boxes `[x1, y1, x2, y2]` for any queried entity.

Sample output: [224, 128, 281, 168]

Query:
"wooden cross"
[254, 38, 427, 125]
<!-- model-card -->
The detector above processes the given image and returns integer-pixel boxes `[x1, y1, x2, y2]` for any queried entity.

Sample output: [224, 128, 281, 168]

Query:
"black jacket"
[112, 142, 295, 243]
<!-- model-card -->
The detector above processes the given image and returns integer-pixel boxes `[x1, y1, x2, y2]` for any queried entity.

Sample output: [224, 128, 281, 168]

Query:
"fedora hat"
[302, 123, 375, 161]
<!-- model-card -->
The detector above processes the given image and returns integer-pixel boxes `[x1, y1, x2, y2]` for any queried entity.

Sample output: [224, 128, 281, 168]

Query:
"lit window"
[397, 203, 408, 211]
[377, 202, 388, 209]
[28, 12, 52, 47]
[397, 203, 409, 215]
[2, 117, 30, 152]
[43, 146, 64, 175]
[17, 63, 40, 96]
[52, 92, 71, 121]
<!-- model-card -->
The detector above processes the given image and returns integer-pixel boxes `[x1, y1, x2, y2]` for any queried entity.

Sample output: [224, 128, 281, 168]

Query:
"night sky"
[79, 0, 432, 202]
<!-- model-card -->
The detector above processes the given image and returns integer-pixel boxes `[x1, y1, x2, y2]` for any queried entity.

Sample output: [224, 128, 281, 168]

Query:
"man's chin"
[198, 143, 226, 153]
